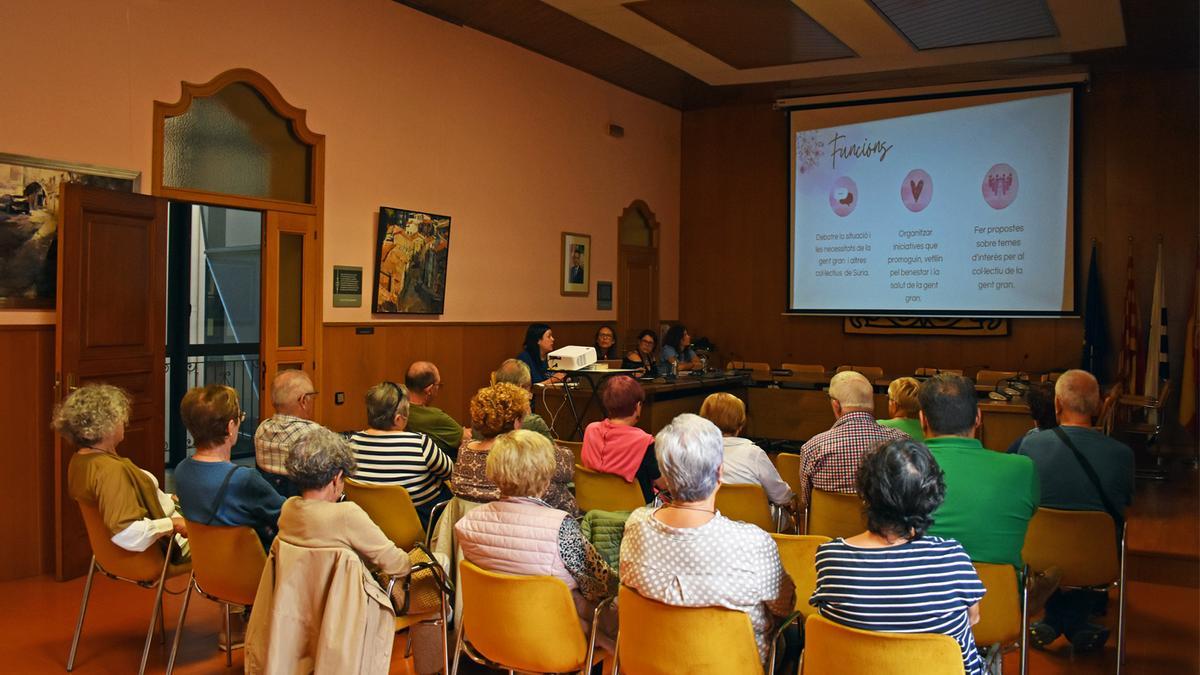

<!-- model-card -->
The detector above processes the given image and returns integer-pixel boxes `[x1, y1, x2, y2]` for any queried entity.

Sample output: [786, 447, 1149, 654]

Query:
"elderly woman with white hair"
[620, 414, 795, 664]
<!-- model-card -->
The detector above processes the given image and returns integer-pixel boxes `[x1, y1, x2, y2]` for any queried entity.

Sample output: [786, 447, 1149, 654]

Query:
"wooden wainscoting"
[321, 321, 612, 432]
[0, 325, 55, 580]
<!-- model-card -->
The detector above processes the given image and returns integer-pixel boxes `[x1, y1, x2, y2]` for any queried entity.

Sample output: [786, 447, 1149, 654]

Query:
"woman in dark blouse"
[621, 329, 660, 379]
[517, 323, 565, 385]
[594, 324, 620, 360]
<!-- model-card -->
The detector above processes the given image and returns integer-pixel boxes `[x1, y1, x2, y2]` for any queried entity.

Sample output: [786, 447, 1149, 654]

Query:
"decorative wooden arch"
[151, 68, 325, 215]
[618, 199, 661, 248]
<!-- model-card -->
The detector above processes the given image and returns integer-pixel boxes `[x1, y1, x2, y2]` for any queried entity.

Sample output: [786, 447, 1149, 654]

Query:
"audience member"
[621, 414, 795, 664]
[581, 376, 660, 502]
[699, 392, 795, 509]
[659, 324, 702, 373]
[176, 384, 283, 550]
[811, 438, 985, 675]
[55, 383, 189, 557]
[491, 358, 554, 440]
[878, 376, 924, 440]
[1005, 381, 1058, 454]
[1020, 369, 1134, 651]
[349, 381, 453, 529]
[799, 371, 906, 507]
[921, 374, 1038, 568]
[405, 361, 467, 459]
[246, 427, 411, 673]
[622, 329, 661, 378]
[517, 323, 566, 385]
[254, 370, 320, 497]
[594, 324, 619, 360]
[452, 383, 579, 515]
[457, 430, 617, 649]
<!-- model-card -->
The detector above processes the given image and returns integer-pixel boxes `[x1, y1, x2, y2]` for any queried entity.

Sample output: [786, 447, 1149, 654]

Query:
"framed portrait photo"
[561, 232, 590, 296]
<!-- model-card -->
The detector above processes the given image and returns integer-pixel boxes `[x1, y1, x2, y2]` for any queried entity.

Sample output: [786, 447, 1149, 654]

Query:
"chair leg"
[158, 595, 167, 644]
[66, 556, 98, 672]
[138, 544, 175, 675]
[1020, 565, 1029, 675]
[440, 592, 450, 675]
[224, 603, 233, 668]
[610, 634, 619, 675]
[165, 575, 195, 675]
[450, 614, 465, 675]
[1117, 532, 1128, 673]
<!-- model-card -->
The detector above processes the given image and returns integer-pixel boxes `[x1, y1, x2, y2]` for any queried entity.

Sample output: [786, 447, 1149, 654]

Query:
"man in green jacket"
[920, 374, 1039, 569]
[405, 361, 468, 459]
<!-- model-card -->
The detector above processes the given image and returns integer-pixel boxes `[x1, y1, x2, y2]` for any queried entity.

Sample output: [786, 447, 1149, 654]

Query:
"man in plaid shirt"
[797, 370, 905, 507]
[254, 370, 320, 497]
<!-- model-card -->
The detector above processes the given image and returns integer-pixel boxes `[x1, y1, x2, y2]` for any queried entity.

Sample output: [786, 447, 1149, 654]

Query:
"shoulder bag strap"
[204, 465, 242, 526]
[1051, 427, 1124, 530]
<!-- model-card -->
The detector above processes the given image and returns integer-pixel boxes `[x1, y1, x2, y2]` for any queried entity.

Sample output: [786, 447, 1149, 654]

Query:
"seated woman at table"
[660, 324, 702, 373]
[517, 323, 566, 385]
[810, 437, 985, 675]
[621, 329, 661, 379]
[452, 382, 579, 516]
[878, 376, 924, 440]
[593, 324, 620, 360]
[698, 392, 795, 510]
[582, 376, 660, 503]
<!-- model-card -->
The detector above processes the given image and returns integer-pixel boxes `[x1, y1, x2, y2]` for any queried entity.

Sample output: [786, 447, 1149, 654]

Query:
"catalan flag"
[1181, 252, 1198, 436]
[1143, 242, 1168, 422]
[1117, 249, 1143, 394]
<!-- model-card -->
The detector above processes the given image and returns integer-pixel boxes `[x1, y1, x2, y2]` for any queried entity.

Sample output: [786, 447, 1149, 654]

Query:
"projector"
[548, 345, 597, 371]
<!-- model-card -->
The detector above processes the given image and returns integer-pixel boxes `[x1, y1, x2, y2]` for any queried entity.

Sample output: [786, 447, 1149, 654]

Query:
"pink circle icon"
[982, 163, 1018, 209]
[901, 169, 932, 212]
[829, 176, 858, 217]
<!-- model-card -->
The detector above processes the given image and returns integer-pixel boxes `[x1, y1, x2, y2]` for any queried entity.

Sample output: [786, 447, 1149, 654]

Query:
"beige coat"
[245, 498, 411, 674]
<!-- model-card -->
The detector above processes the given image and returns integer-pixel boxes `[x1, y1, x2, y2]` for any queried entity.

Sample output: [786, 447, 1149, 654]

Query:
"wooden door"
[55, 184, 167, 579]
[618, 245, 659, 349]
[260, 211, 320, 419]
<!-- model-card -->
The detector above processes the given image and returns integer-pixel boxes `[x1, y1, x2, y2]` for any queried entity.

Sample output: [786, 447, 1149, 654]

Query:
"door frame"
[617, 200, 660, 348]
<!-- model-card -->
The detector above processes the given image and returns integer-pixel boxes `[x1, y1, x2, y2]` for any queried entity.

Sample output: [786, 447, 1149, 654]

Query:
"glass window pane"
[278, 232, 304, 347]
[163, 82, 312, 203]
[619, 209, 652, 247]
[192, 206, 262, 345]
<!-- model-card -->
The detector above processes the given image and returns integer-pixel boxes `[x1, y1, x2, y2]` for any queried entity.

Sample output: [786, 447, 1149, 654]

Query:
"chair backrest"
[971, 562, 1021, 647]
[186, 521, 268, 606]
[836, 365, 884, 380]
[975, 369, 1020, 386]
[770, 534, 830, 617]
[574, 464, 646, 513]
[807, 489, 867, 539]
[715, 483, 775, 531]
[802, 614, 965, 675]
[775, 453, 804, 502]
[559, 440, 584, 467]
[781, 363, 825, 375]
[458, 560, 587, 673]
[343, 478, 425, 550]
[727, 361, 772, 381]
[617, 585, 762, 675]
[1021, 507, 1119, 587]
[77, 500, 168, 582]
[914, 367, 963, 376]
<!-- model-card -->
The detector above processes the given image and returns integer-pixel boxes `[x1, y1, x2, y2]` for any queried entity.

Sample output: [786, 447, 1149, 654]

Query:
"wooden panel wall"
[321, 321, 613, 432]
[679, 67, 1199, 393]
[0, 326, 55, 581]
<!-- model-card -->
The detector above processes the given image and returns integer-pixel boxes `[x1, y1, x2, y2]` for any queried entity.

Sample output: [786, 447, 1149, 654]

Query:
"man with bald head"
[254, 369, 320, 497]
[1019, 369, 1133, 651]
[405, 361, 466, 459]
[797, 370, 905, 507]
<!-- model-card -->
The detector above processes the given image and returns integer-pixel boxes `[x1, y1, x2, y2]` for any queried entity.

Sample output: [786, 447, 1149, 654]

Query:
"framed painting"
[561, 231, 590, 296]
[0, 152, 139, 308]
[372, 206, 451, 314]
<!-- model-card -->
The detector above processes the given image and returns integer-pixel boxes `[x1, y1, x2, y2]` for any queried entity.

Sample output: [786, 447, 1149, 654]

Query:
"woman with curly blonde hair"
[54, 383, 188, 556]
[450, 382, 578, 515]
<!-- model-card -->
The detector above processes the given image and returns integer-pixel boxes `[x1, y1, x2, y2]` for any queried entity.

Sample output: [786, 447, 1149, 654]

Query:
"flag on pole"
[1143, 242, 1169, 423]
[1081, 242, 1108, 379]
[1117, 248, 1143, 394]
[1180, 252, 1198, 436]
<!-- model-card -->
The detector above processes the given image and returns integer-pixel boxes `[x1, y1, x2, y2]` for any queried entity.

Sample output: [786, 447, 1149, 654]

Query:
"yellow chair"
[560, 440, 584, 467]
[915, 367, 963, 376]
[972, 562, 1029, 675]
[343, 478, 427, 550]
[771, 534, 830, 618]
[574, 464, 646, 513]
[775, 453, 804, 531]
[165, 523, 266, 673]
[976, 369, 1021, 387]
[782, 363, 825, 375]
[614, 585, 771, 675]
[806, 489, 867, 539]
[801, 613, 965, 674]
[1022, 507, 1127, 670]
[727, 360, 773, 382]
[453, 560, 611, 674]
[68, 501, 192, 675]
[835, 365, 885, 380]
[715, 483, 775, 531]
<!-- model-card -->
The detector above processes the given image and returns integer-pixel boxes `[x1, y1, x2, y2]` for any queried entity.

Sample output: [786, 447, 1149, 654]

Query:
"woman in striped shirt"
[349, 381, 453, 528]
[810, 437, 986, 675]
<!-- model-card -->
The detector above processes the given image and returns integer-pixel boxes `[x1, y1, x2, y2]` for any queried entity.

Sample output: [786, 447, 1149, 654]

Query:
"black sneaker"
[1069, 623, 1110, 653]
[1030, 621, 1061, 649]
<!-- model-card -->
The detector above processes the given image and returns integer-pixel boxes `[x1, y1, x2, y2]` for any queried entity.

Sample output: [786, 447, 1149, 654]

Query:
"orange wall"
[0, 0, 681, 325]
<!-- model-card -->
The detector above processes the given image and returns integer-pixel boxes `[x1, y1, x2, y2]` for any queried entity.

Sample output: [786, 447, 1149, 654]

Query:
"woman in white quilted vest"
[455, 429, 618, 648]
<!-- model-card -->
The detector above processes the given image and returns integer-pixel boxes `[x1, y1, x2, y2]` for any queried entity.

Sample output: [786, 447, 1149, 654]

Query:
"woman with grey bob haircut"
[285, 426, 358, 492]
[620, 413, 795, 664]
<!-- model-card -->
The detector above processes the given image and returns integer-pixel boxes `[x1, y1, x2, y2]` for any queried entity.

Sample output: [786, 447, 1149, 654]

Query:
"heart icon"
[910, 179, 924, 202]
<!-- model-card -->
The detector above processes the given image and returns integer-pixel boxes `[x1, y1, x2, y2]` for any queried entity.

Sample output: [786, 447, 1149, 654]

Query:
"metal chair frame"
[972, 563, 1031, 675]
[164, 571, 245, 673]
[391, 544, 454, 675]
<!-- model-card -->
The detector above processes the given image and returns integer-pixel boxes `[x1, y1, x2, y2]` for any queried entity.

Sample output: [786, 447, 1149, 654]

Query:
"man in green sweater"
[920, 373, 1039, 569]
[405, 361, 468, 459]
